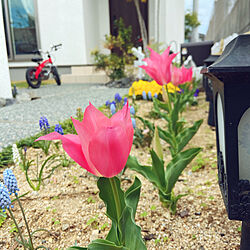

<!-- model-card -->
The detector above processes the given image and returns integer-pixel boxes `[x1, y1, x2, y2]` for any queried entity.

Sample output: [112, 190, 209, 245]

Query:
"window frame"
[2, 0, 40, 61]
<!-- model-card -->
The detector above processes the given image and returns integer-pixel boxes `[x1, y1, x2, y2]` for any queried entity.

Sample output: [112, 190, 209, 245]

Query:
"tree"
[185, 11, 200, 41]
[133, 0, 148, 52]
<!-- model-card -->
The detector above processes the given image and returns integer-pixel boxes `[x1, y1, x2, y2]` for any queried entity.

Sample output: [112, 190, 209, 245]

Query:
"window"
[2, 0, 39, 60]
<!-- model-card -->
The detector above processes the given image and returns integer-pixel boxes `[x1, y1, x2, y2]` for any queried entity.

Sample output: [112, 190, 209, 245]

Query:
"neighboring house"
[206, 0, 250, 42]
[0, 0, 184, 98]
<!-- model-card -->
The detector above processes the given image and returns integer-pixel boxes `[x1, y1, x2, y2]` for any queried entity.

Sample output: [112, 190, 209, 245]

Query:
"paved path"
[0, 84, 129, 151]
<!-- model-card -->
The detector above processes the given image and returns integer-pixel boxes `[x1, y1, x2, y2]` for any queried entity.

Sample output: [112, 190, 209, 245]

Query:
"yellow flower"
[129, 80, 181, 97]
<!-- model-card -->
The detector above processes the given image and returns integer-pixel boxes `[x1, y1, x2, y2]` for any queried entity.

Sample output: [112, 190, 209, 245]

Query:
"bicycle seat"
[31, 57, 43, 62]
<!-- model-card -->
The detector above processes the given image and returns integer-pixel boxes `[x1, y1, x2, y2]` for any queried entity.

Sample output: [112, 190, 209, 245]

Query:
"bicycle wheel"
[52, 66, 61, 85]
[26, 67, 41, 88]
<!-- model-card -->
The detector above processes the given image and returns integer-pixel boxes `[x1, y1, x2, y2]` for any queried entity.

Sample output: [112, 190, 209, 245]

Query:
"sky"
[185, 0, 215, 35]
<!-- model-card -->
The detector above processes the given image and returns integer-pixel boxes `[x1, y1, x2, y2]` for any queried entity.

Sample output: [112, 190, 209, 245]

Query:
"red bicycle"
[25, 44, 62, 88]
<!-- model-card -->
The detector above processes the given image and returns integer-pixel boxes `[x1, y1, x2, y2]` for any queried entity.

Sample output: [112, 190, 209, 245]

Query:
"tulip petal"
[111, 102, 134, 151]
[88, 125, 131, 177]
[36, 132, 99, 176]
[71, 118, 102, 176]
[81, 102, 109, 132]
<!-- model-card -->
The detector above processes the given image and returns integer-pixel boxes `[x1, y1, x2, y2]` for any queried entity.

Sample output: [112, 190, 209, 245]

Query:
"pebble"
[62, 223, 70, 231]
[90, 230, 99, 242]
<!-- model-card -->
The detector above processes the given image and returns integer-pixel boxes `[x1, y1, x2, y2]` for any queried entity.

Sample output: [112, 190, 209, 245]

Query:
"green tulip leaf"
[165, 148, 202, 194]
[126, 154, 164, 191]
[124, 176, 141, 219]
[97, 177, 146, 250]
[67, 247, 87, 250]
[137, 116, 154, 131]
[88, 239, 128, 250]
[157, 127, 176, 149]
[176, 119, 203, 152]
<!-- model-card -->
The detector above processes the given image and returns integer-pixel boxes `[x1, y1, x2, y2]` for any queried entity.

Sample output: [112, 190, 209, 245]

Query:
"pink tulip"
[171, 66, 193, 86]
[171, 66, 182, 86]
[181, 66, 193, 83]
[140, 46, 177, 86]
[36, 103, 134, 178]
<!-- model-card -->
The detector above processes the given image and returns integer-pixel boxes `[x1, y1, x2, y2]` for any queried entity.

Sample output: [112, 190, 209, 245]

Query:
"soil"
[0, 93, 241, 250]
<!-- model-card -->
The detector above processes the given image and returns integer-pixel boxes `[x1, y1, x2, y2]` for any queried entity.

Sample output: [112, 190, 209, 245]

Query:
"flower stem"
[8, 208, 27, 249]
[109, 177, 122, 245]
[15, 194, 34, 250]
[165, 85, 172, 113]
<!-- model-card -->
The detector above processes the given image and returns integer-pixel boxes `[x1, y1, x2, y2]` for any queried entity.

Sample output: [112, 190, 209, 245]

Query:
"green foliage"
[86, 215, 99, 228]
[185, 11, 200, 41]
[91, 18, 135, 80]
[20, 150, 61, 191]
[191, 153, 209, 172]
[87, 196, 96, 204]
[127, 147, 201, 214]
[69, 177, 146, 249]
[127, 83, 203, 213]
[0, 145, 13, 167]
[0, 211, 7, 228]
[9, 223, 18, 233]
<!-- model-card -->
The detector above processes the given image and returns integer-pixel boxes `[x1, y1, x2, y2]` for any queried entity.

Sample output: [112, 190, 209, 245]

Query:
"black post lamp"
[202, 34, 250, 249]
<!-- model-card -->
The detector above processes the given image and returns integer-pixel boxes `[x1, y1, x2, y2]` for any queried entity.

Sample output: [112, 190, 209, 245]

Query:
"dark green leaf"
[98, 177, 125, 245]
[126, 155, 162, 191]
[137, 116, 154, 131]
[67, 247, 87, 250]
[150, 150, 166, 190]
[124, 177, 141, 219]
[158, 127, 175, 148]
[176, 119, 203, 152]
[165, 148, 202, 194]
[88, 239, 127, 250]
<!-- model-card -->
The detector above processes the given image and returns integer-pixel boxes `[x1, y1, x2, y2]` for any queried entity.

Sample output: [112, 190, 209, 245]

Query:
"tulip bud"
[110, 103, 116, 115]
[152, 127, 163, 160]
[131, 118, 136, 129]
[130, 106, 135, 115]
[148, 91, 152, 100]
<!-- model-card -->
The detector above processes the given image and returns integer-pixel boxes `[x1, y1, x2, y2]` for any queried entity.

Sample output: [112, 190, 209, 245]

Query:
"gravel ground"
[0, 83, 129, 151]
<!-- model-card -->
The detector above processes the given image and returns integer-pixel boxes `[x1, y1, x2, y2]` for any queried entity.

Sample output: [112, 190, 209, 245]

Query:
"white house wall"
[82, 0, 110, 63]
[149, 0, 185, 53]
[0, 0, 12, 99]
[37, 0, 87, 65]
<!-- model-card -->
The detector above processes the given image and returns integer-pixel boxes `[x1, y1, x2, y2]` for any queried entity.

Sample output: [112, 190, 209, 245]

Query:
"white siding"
[0, 0, 12, 99]
[149, 0, 185, 53]
[37, 0, 87, 65]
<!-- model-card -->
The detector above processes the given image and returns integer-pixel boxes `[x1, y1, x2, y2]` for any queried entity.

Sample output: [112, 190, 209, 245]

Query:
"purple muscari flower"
[110, 103, 116, 115]
[3, 169, 19, 195]
[148, 91, 152, 100]
[142, 91, 147, 100]
[178, 88, 184, 94]
[55, 124, 64, 135]
[123, 97, 128, 105]
[105, 100, 111, 107]
[154, 93, 158, 99]
[131, 118, 136, 129]
[111, 101, 116, 106]
[0, 183, 12, 212]
[130, 106, 135, 115]
[39, 116, 50, 131]
[115, 93, 122, 103]
[194, 88, 199, 97]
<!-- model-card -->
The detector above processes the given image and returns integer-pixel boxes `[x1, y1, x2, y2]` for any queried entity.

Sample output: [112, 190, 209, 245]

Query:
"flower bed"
[0, 93, 241, 249]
